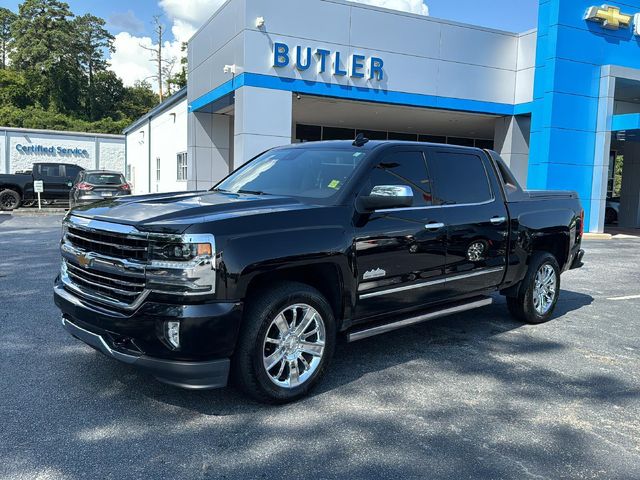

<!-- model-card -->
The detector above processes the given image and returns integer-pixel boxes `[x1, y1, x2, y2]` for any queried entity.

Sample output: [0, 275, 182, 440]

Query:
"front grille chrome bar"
[61, 216, 150, 310]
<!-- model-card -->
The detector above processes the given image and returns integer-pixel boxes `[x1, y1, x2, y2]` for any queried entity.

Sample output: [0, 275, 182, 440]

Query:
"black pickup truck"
[0, 162, 84, 210]
[54, 139, 584, 403]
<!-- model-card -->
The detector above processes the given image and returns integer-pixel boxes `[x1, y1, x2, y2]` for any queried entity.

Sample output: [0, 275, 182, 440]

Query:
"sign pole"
[33, 180, 44, 210]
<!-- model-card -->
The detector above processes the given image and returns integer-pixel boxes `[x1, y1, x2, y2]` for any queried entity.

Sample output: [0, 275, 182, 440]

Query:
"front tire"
[0, 189, 21, 211]
[233, 282, 336, 403]
[507, 252, 560, 324]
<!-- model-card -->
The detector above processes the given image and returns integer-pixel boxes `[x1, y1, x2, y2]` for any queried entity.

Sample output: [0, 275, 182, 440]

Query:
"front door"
[425, 147, 509, 297]
[354, 148, 447, 320]
[36, 163, 67, 200]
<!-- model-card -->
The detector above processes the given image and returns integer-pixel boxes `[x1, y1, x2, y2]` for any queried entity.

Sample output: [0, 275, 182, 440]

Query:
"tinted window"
[296, 124, 321, 142]
[428, 151, 492, 205]
[322, 127, 355, 140]
[65, 165, 83, 179]
[419, 134, 446, 144]
[447, 137, 475, 147]
[38, 164, 62, 177]
[388, 132, 418, 141]
[85, 173, 125, 185]
[365, 151, 432, 206]
[356, 129, 387, 140]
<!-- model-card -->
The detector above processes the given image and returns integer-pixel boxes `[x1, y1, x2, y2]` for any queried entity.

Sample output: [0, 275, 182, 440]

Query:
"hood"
[70, 190, 311, 232]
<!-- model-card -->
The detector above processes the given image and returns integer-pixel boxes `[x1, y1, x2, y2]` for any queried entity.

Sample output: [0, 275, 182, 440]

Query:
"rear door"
[64, 165, 84, 194]
[354, 148, 447, 320]
[425, 147, 508, 297]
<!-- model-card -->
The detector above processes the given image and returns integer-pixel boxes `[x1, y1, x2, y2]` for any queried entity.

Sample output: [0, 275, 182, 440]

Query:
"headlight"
[146, 234, 216, 296]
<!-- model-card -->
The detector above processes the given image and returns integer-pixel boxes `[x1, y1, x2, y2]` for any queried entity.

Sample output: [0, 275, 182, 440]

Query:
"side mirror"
[358, 185, 414, 212]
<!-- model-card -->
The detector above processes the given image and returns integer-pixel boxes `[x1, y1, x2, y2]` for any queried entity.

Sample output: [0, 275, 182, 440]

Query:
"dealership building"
[124, 0, 640, 232]
[1, 127, 125, 176]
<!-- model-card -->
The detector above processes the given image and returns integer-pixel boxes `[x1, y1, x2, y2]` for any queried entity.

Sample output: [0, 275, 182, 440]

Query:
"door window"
[64, 165, 83, 179]
[428, 151, 493, 205]
[38, 164, 62, 177]
[364, 151, 432, 206]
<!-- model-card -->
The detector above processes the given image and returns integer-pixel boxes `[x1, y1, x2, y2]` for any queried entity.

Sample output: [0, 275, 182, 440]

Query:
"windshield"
[214, 147, 368, 201]
[85, 173, 124, 185]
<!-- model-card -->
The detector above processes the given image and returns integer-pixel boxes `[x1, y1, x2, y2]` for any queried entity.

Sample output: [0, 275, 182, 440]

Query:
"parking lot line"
[606, 294, 640, 301]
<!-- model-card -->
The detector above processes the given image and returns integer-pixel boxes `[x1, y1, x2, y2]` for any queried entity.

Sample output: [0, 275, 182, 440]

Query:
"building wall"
[529, 0, 640, 232]
[125, 95, 189, 194]
[0, 127, 124, 175]
[189, 0, 533, 107]
[149, 99, 188, 193]
[186, 0, 536, 185]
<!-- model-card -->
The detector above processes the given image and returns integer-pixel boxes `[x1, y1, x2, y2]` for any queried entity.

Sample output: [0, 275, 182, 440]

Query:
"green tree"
[10, 0, 76, 111]
[0, 69, 32, 108]
[73, 14, 114, 119]
[91, 70, 125, 120]
[10, 0, 74, 69]
[167, 41, 187, 93]
[0, 7, 17, 69]
[119, 80, 158, 119]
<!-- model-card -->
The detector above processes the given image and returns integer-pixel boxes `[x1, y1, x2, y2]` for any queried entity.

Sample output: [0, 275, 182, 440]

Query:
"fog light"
[166, 321, 180, 349]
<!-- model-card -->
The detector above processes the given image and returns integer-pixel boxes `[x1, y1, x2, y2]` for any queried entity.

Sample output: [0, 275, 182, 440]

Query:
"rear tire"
[507, 252, 560, 324]
[0, 189, 21, 211]
[233, 282, 336, 404]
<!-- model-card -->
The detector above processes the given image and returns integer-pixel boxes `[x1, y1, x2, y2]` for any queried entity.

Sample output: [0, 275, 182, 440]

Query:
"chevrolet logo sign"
[585, 5, 633, 30]
[76, 253, 92, 269]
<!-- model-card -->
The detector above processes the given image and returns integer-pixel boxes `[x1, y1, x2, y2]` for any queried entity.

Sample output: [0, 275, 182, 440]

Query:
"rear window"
[428, 151, 493, 205]
[85, 173, 124, 185]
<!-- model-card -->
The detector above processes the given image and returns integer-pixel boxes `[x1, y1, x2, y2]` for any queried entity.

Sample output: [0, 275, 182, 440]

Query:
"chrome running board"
[347, 296, 493, 342]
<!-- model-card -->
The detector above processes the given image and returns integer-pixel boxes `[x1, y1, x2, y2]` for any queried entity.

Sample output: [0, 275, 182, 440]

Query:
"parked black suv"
[54, 140, 584, 403]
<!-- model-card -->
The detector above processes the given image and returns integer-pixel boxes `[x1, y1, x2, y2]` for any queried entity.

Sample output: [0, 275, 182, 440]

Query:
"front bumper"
[54, 280, 243, 389]
[62, 316, 230, 389]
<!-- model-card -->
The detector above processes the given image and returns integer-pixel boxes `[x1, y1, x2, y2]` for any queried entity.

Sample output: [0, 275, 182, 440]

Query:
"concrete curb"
[583, 233, 612, 240]
[7, 208, 68, 216]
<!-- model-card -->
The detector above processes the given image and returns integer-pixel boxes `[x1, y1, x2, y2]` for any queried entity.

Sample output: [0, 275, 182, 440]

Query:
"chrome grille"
[66, 226, 148, 261]
[64, 261, 145, 304]
[61, 216, 149, 310]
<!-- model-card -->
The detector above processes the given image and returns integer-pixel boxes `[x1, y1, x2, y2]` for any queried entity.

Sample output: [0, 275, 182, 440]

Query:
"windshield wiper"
[237, 189, 268, 195]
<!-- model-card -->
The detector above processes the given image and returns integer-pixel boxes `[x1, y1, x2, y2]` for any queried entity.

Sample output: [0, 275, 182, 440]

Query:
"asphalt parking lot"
[1, 214, 639, 480]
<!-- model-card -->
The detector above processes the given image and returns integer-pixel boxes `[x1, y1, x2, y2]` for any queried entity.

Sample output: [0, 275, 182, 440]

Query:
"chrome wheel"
[533, 264, 556, 315]
[262, 303, 326, 389]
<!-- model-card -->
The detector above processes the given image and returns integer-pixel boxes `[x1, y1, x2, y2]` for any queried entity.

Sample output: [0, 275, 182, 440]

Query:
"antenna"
[353, 133, 369, 147]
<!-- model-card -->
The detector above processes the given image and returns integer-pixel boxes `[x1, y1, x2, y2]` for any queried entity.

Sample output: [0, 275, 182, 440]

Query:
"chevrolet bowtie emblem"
[585, 5, 633, 30]
[76, 253, 92, 268]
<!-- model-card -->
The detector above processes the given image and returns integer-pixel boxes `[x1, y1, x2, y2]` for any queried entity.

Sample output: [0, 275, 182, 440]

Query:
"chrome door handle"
[490, 216, 506, 225]
[425, 222, 445, 231]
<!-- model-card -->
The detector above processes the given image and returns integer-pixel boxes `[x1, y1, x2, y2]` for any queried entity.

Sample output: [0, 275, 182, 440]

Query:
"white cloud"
[350, 0, 429, 15]
[109, 31, 183, 91]
[109, 0, 428, 92]
[159, 0, 227, 32]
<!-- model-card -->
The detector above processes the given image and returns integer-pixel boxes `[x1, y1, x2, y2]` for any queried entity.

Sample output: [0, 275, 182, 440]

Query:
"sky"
[1, 0, 540, 91]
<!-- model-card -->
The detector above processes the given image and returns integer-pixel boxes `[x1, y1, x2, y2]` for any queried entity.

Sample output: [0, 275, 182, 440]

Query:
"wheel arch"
[0, 184, 23, 198]
[531, 232, 570, 271]
[244, 263, 346, 330]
